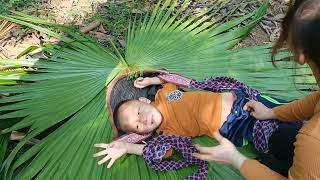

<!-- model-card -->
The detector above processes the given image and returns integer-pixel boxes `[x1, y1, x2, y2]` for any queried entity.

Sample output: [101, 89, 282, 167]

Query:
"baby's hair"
[113, 99, 134, 134]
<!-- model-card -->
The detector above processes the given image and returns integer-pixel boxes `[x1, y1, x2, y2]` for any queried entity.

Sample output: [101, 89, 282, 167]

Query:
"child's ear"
[138, 97, 151, 104]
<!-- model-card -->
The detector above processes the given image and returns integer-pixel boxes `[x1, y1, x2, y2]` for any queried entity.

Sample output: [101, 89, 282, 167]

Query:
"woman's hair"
[271, 0, 320, 67]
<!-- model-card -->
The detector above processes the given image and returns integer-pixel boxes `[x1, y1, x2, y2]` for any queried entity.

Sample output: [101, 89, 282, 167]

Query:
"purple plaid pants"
[143, 135, 208, 180]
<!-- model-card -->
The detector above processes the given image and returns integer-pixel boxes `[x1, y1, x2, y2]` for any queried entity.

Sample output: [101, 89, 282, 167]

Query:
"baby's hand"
[134, 77, 152, 88]
[94, 141, 128, 168]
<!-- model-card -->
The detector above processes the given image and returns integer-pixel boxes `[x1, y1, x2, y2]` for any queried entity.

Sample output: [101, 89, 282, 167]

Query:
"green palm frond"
[0, 34, 120, 179]
[125, 0, 316, 99]
[0, 0, 317, 179]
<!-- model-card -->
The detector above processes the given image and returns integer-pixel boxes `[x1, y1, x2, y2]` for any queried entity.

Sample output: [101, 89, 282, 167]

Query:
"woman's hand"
[192, 132, 247, 169]
[243, 100, 277, 120]
[93, 141, 128, 168]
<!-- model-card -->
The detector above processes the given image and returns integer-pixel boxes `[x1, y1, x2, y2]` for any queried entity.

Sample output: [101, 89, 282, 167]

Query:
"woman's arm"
[240, 160, 287, 180]
[241, 132, 320, 180]
[193, 130, 320, 180]
[243, 92, 320, 122]
[272, 91, 320, 122]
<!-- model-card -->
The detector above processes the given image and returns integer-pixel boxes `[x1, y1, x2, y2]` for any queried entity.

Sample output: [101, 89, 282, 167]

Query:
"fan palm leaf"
[0, 0, 316, 179]
[124, 0, 316, 99]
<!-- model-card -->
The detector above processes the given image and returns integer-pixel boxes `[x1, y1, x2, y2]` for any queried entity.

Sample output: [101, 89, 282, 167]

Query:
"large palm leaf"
[124, 0, 316, 99]
[0, 0, 316, 179]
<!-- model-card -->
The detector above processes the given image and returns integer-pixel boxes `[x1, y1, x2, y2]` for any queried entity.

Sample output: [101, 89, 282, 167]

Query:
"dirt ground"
[0, 0, 290, 59]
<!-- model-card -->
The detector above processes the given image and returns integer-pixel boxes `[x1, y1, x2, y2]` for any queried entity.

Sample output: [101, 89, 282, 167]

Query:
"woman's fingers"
[194, 144, 213, 154]
[243, 100, 255, 111]
[250, 111, 257, 117]
[192, 153, 213, 161]
[193, 152, 227, 163]
[193, 152, 223, 163]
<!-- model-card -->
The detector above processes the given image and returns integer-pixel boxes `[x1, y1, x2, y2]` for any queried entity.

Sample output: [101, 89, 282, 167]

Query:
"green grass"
[0, 0, 42, 13]
[0, 0, 152, 55]
[90, 1, 154, 53]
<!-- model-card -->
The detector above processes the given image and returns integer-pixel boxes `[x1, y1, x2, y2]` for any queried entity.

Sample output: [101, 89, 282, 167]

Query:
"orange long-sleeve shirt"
[154, 83, 222, 137]
[241, 91, 320, 180]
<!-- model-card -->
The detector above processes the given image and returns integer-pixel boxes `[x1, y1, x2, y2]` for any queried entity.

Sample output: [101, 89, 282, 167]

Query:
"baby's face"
[119, 98, 162, 134]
